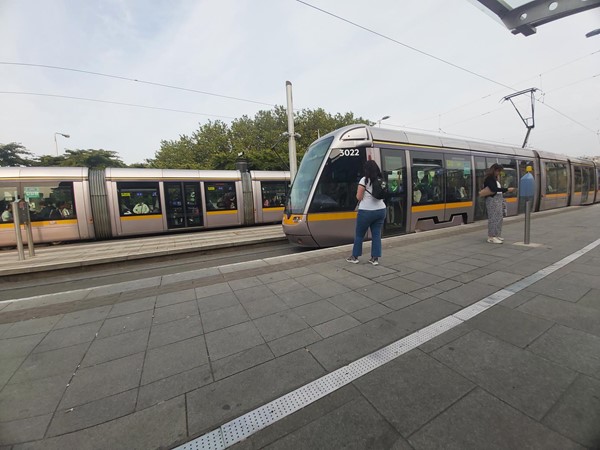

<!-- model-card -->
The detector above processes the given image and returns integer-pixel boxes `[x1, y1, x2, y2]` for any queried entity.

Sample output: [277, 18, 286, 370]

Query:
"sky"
[1, 0, 599, 164]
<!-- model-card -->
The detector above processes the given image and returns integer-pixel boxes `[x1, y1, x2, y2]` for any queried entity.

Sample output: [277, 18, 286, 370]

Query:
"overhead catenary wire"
[296, 1, 598, 138]
[296, 0, 598, 134]
[296, 0, 516, 91]
[0, 91, 238, 120]
[406, 50, 600, 127]
[0, 61, 276, 108]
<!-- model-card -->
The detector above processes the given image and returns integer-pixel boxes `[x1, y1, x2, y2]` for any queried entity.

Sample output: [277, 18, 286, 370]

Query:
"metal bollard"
[13, 203, 25, 261]
[12, 199, 35, 260]
[524, 200, 531, 245]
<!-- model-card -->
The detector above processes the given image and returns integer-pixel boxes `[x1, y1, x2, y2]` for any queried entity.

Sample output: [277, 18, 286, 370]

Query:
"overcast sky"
[1, 0, 599, 164]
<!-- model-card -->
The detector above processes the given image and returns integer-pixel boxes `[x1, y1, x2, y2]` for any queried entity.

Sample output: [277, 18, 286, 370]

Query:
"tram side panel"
[252, 179, 289, 224]
[0, 177, 89, 246]
[596, 166, 600, 203]
[569, 162, 596, 206]
[108, 179, 165, 237]
[203, 180, 243, 228]
[539, 159, 569, 210]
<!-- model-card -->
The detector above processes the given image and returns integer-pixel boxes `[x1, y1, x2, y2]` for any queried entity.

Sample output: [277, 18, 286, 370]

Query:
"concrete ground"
[0, 206, 599, 449]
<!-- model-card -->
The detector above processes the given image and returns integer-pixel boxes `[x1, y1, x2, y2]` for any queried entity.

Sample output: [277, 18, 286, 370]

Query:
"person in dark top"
[38, 201, 53, 220]
[484, 164, 515, 244]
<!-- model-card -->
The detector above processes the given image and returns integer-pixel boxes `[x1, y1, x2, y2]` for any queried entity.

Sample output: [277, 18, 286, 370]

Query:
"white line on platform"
[174, 237, 600, 450]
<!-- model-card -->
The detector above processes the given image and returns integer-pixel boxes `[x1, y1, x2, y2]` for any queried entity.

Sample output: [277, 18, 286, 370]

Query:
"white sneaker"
[487, 237, 502, 244]
[346, 256, 359, 264]
[496, 236, 504, 241]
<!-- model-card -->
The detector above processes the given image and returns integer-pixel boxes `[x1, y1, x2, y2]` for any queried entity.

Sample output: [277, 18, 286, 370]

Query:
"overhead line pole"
[286, 81, 298, 183]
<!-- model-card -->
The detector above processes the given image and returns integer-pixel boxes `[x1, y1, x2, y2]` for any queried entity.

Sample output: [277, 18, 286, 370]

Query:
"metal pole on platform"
[285, 81, 298, 183]
[23, 203, 35, 257]
[524, 200, 531, 245]
[12, 201, 25, 261]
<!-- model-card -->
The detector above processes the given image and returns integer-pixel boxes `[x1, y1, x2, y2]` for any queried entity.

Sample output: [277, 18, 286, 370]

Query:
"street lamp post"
[54, 132, 70, 156]
[377, 116, 390, 127]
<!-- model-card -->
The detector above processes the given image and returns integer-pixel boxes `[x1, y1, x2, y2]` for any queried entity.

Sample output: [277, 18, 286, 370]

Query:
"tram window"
[205, 182, 236, 210]
[0, 187, 17, 223]
[518, 160, 534, 179]
[288, 137, 333, 215]
[445, 155, 471, 202]
[574, 167, 583, 192]
[411, 155, 443, 205]
[545, 163, 555, 193]
[308, 147, 366, 213]
[545, 163, 568, 194]
[585, 167, 594, 192]
[117, 182, 161, 216]
[23, 182, 76, 221]
[261, 181, 288, 208]
[498, 158, 517, 197]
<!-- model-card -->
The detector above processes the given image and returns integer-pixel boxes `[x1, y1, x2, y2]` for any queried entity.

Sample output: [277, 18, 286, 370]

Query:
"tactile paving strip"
[175, 237, 600, 450]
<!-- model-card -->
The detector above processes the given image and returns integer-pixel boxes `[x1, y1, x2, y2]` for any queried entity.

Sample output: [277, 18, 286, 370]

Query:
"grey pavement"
[0, 224, 286, 277]
[0, 206, 599, 449]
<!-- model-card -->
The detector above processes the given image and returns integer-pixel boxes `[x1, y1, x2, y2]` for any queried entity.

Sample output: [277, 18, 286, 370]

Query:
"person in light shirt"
[1, 204, 13, 222]
[346, 160, 387, 266]
[133, 201, 150, 214]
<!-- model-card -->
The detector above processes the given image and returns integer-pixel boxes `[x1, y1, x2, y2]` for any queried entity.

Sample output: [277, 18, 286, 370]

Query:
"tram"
[282, 125, 599, 247]
[0, 167, 289, 246]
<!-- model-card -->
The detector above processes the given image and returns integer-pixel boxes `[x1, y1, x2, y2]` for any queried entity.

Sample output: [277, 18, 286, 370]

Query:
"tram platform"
[0, 205, 599, 449]
[0, 224, 287, 278]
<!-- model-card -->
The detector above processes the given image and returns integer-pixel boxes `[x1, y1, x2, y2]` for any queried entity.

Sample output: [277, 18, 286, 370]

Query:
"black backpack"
[368, 177, 389, 200]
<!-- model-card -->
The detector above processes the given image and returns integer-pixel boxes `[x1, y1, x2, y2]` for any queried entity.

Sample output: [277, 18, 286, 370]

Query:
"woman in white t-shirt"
[346, 160, 387, 266]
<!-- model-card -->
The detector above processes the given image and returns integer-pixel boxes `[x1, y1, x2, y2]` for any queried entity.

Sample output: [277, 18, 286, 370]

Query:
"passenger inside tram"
[133, 200, 150, 214]
[1, 204, 13, 223]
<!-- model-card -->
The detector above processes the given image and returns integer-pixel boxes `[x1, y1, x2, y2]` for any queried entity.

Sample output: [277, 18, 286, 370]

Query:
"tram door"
[381, 149, 407, 235]
[164, 182, 203, 229]
[474, 157, 487, 220]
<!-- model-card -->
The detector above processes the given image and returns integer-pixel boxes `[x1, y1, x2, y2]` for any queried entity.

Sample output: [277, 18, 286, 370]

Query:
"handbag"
[478, 186, 493, 198]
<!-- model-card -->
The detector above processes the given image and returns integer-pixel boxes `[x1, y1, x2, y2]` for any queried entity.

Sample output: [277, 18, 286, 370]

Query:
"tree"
[0, 142, 37, 166]
[59, 149, 127, 170]
[149, 107, 372, 170]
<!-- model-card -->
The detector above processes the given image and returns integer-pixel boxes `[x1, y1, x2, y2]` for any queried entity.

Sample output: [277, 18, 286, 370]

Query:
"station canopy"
[473, 0, 600, 36]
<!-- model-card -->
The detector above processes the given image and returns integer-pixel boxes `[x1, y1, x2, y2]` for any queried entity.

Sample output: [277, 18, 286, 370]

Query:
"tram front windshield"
[286, 137, 333, 215]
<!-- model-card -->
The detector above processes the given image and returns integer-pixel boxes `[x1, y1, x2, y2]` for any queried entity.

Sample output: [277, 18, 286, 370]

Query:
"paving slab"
[260, 397, 400, 450]
[431, 330, 577, 420]
[141, 335, 208, 385]
[12, 395, 187, 450]
[59, 352, 144, 409]
[542, 374, 600, 448]
[46, 388, 138, 437]
[1, 206, 599, 449]
[354, 350, 474, 437]
[186, 350, 325, 437]
[408, 388, 583, 450]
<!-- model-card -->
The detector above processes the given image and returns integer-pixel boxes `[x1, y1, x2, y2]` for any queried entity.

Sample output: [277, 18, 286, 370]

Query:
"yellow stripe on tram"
[120, 214, 163, 221]
[307, 212, 358, 222]
[0, 219, 79, 229]
[207, 210, 238, 216]
[446, 201, 473, 209]
[411, 204, 445, 213]
[545, 193, 568, 199]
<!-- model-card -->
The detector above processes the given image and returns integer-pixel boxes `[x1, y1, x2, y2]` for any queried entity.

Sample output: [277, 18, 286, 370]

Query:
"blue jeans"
[352, 208, 386, 258]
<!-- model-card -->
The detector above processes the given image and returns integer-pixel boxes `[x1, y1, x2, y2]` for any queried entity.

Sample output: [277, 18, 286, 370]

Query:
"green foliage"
[149, 107, 372, 171]
[59, 149, 127, 170]
[0, 142, 36, 166]
[3, 107, 373, 171]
